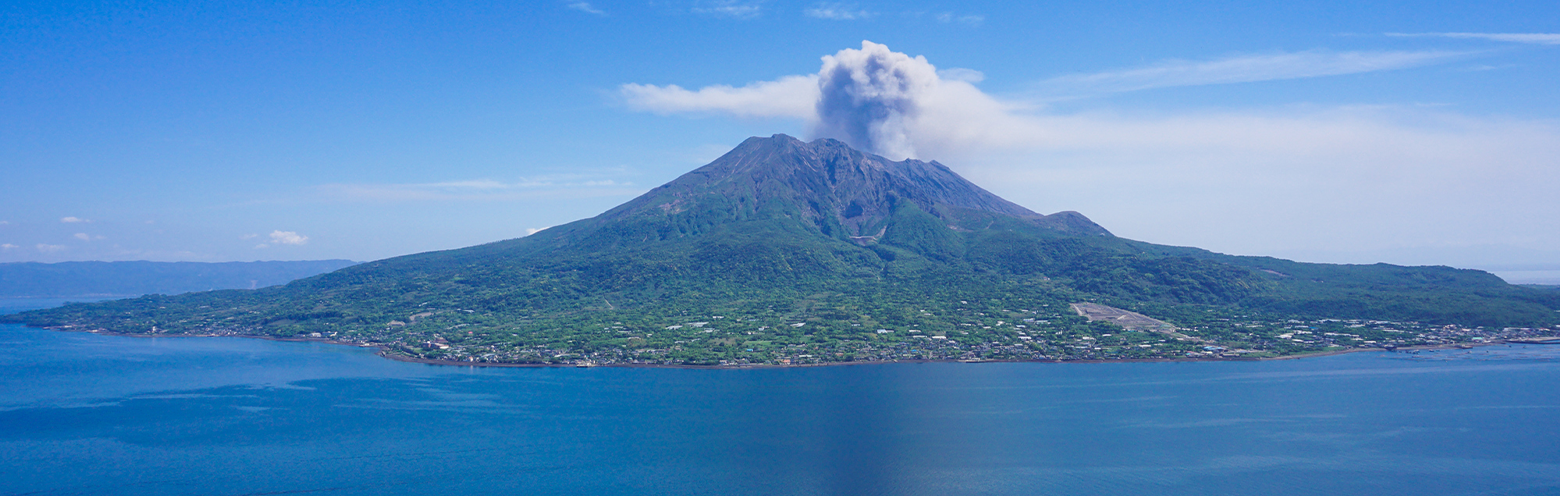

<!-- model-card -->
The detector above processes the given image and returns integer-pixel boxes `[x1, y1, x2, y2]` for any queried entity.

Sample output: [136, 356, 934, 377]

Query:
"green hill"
[6, 135, 1557, 365]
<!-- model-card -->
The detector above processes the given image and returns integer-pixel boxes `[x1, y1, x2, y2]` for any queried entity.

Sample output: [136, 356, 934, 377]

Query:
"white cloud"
[73, 233, 92, 241]
[617, 42, 1519, 162]
[954, 107, 1560, 258]
[937, 68, 984, 83]
[60, 216, 89, 223]
[622, 41, 986, 159]
[1387, 32, 1560, 45]
[241, 233, 260, 240]
[0, 220, 10, 225]
[1036, 50, 1468, 96]
[619, 75, 819, 118]
[693, 0, 763, 19]
[805, 3, 871, 20]
[935, 12, 983, 26]
[1, 243, 17, 250]
[617, 42, 1560, 261]
[567, 1, 605, 15]
[525, 227, 551, 236]
[36, 243, 67, 253]
[269, 230, 308, 245]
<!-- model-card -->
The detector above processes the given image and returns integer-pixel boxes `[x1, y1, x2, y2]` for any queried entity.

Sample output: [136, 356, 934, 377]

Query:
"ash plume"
[811, 41, 940, 160]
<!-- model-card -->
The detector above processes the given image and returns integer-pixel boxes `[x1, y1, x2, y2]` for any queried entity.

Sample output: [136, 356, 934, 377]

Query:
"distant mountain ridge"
[0, 260, 357, 298]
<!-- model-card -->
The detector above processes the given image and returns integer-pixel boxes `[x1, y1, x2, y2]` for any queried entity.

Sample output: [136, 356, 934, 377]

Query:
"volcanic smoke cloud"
[811, 41, 939, 160]
[619, 40, 981, 160]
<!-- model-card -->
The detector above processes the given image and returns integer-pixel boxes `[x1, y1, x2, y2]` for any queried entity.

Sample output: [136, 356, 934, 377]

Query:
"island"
[7, 135, 1558, 367]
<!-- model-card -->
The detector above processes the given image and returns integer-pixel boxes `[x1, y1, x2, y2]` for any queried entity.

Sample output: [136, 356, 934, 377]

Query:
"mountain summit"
[9, 136, 1558, 366]
[600, 134, 1108, 239]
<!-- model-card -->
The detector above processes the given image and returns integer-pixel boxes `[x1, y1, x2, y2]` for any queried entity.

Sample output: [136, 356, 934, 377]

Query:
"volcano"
[10, 135, 1558, 365]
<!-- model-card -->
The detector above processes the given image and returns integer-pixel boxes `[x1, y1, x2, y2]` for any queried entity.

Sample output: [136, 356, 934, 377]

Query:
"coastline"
[11, 322, 1531, 370]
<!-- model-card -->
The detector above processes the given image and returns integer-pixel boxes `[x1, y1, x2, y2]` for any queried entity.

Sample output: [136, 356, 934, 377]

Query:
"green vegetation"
[6, 136, 1557, 366]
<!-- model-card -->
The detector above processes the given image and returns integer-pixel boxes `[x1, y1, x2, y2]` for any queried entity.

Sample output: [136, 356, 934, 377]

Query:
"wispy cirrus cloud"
[1036, 50, 1469, 96]
[934, 12, 983, 26]
[1387, 32, 1560, 45]
[693, 0, 763, 19]
[805, 3, 871, 20]
[567, 1, 605, 15]
[60, 216, 90, 223]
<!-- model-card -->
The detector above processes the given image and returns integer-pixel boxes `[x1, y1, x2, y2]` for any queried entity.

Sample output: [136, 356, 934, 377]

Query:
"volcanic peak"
[600, 134, 1109, 240]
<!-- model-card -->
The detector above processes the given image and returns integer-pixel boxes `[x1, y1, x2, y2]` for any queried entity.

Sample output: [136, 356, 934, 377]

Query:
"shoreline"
[10, 323, 1534, 369]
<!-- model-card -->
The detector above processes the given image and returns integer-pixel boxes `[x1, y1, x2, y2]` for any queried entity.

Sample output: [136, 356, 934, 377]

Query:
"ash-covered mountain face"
[597, 134, 1109, 242]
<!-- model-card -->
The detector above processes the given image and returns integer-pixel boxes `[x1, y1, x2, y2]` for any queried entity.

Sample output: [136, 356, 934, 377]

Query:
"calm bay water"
[3, 298, 1559, 495]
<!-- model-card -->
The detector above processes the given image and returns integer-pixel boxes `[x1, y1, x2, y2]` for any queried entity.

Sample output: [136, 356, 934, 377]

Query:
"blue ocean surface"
[2, 298, 1558, 495]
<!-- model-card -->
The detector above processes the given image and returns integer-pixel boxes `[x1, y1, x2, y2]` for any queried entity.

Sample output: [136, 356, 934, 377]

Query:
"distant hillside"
[0, 260, 358, 298]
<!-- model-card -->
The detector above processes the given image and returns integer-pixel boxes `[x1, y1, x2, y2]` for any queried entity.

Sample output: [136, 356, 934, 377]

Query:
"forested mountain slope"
[7, 136, 1556, 365]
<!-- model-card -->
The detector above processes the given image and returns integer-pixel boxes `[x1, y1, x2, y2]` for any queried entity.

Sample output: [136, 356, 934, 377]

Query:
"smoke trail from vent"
[618, 40, 994, 160]
[811, 41, 940, 160]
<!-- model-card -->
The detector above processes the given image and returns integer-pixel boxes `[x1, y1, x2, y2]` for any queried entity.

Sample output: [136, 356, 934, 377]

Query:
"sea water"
[2, 298, 1558, 496]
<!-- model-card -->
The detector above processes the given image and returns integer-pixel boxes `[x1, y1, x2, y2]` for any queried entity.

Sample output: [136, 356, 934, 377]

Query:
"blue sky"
[3, 1, 1558, 281]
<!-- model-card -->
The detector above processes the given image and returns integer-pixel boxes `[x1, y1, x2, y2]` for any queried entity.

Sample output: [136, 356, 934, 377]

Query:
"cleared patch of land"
[1070, 302, 1202, 342]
